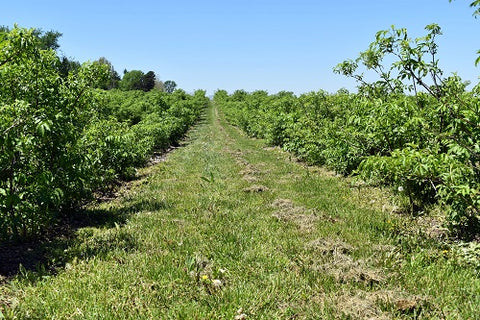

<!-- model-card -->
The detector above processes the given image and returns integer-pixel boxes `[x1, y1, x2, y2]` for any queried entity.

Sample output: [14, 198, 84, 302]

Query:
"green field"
[1, 104, 478, 319]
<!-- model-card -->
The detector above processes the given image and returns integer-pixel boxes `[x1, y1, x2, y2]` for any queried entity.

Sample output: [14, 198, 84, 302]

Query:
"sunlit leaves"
[335, 21, 480, 236]
[336, 24, 446, 98]
[0, 26, 208, 241]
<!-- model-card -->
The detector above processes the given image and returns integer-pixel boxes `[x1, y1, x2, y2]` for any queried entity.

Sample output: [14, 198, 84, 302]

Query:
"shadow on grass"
[0, 196, 170, 283]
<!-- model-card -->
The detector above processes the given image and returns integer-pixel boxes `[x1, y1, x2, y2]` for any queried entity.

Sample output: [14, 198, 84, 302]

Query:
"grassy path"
[1, 104, 479, 319]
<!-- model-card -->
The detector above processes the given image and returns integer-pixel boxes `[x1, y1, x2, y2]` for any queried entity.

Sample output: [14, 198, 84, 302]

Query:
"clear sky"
[1, 0, 479, 95]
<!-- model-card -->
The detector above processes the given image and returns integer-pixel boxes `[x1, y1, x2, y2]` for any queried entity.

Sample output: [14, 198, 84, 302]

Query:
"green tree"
[95, 57, 120, 89]
[119, 70, 144, 91]
[142, 71, 156, 91]
[334, 24, 445, 97]
[1, 25, 62, 51]
[33, 29, 62, 51]
[2, 25, 77, 77]
[164, 80, 177, 93]
[118, 70, 157, 91]
[57, 56, 81, 78]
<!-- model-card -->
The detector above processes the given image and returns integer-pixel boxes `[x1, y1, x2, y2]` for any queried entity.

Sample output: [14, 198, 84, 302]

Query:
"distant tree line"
[101, 66, 176, 93]
[0, 26, 177, 93]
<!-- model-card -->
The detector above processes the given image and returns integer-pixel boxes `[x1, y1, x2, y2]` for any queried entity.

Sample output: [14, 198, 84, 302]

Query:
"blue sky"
[2, 0, 479, 95]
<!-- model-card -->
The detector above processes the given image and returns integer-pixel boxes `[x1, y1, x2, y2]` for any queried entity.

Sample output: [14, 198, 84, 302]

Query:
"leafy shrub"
[0, 26, 208, 241]
[216, 26, 480, 237]
[0, 27, 108, 240]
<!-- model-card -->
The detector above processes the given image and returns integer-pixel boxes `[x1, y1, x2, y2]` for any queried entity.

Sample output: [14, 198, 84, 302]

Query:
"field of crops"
[1, 16, 479, 320]
[0, 27, 208, 241]
[216, 86, 480, 238]
[216, 24, 480, 239]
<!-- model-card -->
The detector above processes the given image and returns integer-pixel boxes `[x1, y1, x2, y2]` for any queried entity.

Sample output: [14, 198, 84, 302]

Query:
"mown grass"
[0, 104, 479, 319]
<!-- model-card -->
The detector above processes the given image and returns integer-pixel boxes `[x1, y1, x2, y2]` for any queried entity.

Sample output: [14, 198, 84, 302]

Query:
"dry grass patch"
[414, 214, 449, 240]
[306, 237, 354, 255]
[239, 165, 260, 183]
[271, 199, 319, 232]
[272, 198, 295, 210]
[335, 290, 390, 320]
[306, 166, 339, 178]
[334, 289, 432, 319]
[348, 184, 398, 214]
[242, 185, 269, 193]
[328, 256, 384, 286]
[239, 167, 259, 176]
[276, 293, 327, 319]
[236, 159, 250, 167]
[306, 238, 385, 286]
[242, 175, 258, 183]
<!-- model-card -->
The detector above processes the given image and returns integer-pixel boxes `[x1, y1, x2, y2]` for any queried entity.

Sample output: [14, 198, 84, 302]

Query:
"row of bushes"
[0, 26, 208, 241]
[215, 86, 479, 237]
[81, 89, 208, 188]
[216, 24, 480, 238]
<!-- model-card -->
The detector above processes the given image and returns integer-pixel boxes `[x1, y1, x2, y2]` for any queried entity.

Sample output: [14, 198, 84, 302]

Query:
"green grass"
[0, 104, 479, 319]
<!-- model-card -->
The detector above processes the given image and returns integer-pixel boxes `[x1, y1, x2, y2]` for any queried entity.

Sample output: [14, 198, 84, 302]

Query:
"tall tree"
[164, 80, 177, 93]
[32, 29, 63, 51]
[119, 70, 145, 91]
[95, 57, 120, 89]
[142, 71, 156, 91]
[57, 56, 81, 78]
